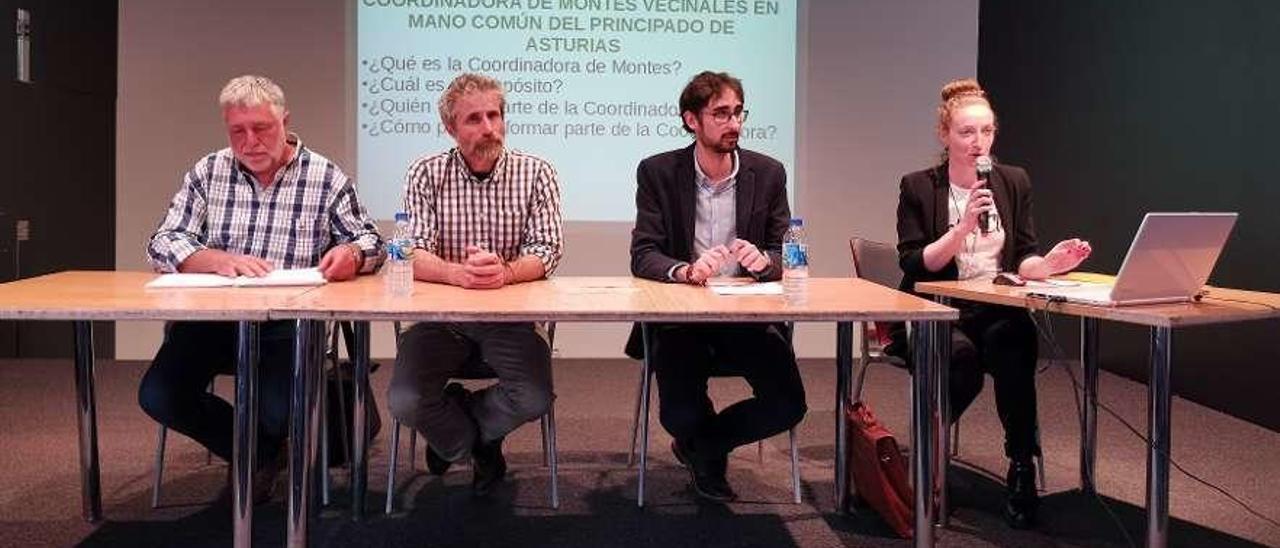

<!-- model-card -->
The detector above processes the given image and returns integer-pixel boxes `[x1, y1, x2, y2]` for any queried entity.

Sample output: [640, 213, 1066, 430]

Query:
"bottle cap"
[394, 212, 409, 223]
[789, 218, 803, 227]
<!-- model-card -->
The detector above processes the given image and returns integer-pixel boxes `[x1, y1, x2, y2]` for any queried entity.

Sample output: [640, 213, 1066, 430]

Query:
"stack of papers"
[145, 268, 327, 289]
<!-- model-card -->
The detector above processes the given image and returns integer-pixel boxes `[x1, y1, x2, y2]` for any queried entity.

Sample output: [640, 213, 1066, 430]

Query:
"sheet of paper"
[244, 268, 327, 287]
[708, 282, 784, 295]
[1024, 279, 1082, 288]
[146, 268, 327, 289]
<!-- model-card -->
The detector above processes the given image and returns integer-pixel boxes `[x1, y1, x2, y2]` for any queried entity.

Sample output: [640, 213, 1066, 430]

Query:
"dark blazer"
[895, 161, 1040, 295]
[624, 144, 792, 358]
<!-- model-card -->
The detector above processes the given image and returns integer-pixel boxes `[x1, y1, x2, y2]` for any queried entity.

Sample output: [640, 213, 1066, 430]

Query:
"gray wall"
[115, 0, 979, 360]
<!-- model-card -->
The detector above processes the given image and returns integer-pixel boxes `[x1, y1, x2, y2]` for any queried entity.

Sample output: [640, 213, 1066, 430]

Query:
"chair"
[628, 324, 804, 505]
[384, 321, 560, 512]
[848, 237, 1044, 489]
[847, 237, 909, 405]
[151, 321, 345, 508]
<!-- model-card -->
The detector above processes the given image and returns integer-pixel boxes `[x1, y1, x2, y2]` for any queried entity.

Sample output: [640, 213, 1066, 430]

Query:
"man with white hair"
[387, 73, 563, 497]
[142, 75, 383, 504]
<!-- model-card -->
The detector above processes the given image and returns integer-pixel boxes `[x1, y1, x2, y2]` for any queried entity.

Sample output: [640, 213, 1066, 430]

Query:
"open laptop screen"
[1108, 212, 1237, 303]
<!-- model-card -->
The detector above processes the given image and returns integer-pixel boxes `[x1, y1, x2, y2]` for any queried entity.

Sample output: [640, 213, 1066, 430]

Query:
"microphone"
[975, 155, 993, 234]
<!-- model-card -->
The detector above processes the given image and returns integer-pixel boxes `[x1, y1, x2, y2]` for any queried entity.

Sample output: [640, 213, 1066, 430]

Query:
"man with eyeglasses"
[626, 71, 805, 502]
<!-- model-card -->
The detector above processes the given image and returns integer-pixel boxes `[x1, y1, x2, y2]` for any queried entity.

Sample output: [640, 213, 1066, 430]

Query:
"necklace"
[948, 185, 978, 277]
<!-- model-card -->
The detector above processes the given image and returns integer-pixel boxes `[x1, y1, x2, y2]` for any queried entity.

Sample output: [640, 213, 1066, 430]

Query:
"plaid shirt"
[147, 135, 384, 273]
[403, 148, 563, 274]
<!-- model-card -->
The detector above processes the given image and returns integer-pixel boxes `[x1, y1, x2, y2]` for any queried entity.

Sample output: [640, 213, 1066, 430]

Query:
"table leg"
[932, 297, 951, 526]
[351, 321, 371, 520]
[288, 320, 323, 547]
[637, 322, 653, 508]
[1146, 326, 1172, 548]
[1080, 317, 1099, 494]
[835, 321, 853, 511]
[910, 320, 942, 547]
[233, 321, 259, 548]
[72, 321, 101, 523]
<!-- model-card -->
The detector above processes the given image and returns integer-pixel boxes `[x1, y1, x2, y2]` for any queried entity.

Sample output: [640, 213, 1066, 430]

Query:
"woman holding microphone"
[895, 78, 1090, 528]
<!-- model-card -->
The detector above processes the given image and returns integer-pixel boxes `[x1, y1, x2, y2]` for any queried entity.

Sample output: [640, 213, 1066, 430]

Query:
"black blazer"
[624, 144, 792, 358]
[895, 161, 1040, 295]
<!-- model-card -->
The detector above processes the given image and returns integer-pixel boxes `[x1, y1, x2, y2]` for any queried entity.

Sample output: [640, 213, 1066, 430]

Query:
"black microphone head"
[975, 155, 993, 178]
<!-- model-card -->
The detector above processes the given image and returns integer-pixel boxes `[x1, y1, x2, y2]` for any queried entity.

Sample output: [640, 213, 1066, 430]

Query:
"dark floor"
[0, 357, 1277, 548]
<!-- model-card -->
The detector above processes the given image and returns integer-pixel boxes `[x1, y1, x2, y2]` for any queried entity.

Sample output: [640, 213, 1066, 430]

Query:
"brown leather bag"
[846, 400, 914, 538]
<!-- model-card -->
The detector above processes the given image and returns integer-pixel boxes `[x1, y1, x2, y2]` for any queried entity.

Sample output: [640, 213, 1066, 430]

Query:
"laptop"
[1026, 212, 1237, 306]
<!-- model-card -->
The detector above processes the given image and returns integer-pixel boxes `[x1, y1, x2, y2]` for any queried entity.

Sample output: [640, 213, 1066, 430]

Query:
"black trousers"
[648, 323, 807, 458]
[138, 321, 296, 466]
[949, 303, 1040, 461]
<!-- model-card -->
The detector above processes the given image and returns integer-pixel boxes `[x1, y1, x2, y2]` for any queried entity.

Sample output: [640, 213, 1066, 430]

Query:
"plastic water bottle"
[782, 218, 809, 305]
[384, 212, 414, 296]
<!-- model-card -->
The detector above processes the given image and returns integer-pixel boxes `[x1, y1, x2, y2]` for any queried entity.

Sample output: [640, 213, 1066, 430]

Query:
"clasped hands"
[452, 245, 512, 290]
[679, 238, 770, 285]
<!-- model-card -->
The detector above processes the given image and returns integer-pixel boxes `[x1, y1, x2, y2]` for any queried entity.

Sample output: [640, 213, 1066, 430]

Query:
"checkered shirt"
[402, 148, 563, 274]
[146, 136, 383, 273]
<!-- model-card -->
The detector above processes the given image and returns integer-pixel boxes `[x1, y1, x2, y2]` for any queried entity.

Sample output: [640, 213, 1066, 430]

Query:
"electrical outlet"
[15, 220, 29, 242]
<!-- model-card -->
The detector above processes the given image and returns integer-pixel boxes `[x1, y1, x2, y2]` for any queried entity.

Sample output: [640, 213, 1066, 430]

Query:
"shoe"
[251, 452, 285, 505]
[471, 435, 507, 497]
[1004, 459, 1039, 529]
[671, 439, 737, 503]
[219, 446, 285, 505]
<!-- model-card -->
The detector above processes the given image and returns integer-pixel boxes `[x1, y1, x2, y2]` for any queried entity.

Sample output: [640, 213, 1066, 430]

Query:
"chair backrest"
[849, 237, 907, 360]
[849, 237, 903, 289]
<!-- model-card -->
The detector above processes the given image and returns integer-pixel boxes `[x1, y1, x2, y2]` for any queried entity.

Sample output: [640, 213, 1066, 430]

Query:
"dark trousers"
[387, 322, 553, 462]
[648, 323, 807, 458]
[138, 321, 296, 465]
[950, 304, 1040, 461]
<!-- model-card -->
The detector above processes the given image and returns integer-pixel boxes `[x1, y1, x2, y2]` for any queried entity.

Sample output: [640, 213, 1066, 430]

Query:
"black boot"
[671, 439, 737, 503]
[471, 435, 507, 497]
[1004, 459, 1039, 529]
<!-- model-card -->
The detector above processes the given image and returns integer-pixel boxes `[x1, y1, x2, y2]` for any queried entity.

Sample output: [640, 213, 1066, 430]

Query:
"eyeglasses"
[703, 108, 749, 124]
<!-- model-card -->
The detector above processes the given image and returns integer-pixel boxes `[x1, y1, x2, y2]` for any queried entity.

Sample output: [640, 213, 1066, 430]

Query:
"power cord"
[1026, 307, 1136, 547]
[1025, 307, 1280, 543]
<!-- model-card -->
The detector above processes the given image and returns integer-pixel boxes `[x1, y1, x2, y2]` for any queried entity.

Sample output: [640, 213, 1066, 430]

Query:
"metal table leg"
[834, 321, 853, 511]
[932, 297, 951, 526]
[351, 321, 371, 520]
[910, 320, 942, 547]
[72, 321, 102, 523]
[1080, 317, 1099, 494]
[1146, 326, 1172, 548]
[233, 321, 259, 548]
[637, 322, 653, 508]
[288, 320, 323, 547]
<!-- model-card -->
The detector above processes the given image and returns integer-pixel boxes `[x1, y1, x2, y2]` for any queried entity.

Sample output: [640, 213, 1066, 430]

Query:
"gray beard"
[472, 140, 504, 161]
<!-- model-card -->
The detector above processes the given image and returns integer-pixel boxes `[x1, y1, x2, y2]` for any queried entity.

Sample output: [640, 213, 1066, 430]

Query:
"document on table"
[1024, 279, 1082, 288]
[145, 268, 327, 289]
[707, 281, 784, 295]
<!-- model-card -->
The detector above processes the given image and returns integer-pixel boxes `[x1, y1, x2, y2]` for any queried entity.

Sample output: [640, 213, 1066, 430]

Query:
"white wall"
[116, 0, 978, 360]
